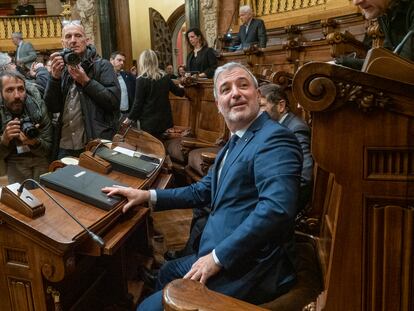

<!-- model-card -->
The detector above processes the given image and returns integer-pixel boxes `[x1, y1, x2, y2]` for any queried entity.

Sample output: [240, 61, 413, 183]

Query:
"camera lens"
[20, 117, 39, 139]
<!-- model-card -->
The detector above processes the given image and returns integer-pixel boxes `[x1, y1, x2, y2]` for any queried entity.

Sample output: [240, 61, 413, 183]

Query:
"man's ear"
[278, 99, 287, 113]
[61, 39, 65, 48]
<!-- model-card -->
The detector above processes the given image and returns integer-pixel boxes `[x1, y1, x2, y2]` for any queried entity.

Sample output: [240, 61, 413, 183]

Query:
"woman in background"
[124, 49, 185, 138]
[177, 65, 186, 78]
[185, 28, 218, 78]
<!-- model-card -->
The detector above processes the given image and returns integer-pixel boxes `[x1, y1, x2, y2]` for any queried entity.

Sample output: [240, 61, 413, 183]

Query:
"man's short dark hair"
[110, 51, 126, 60]
[0, 70, 26, 92]
[259, 83, 290, 110]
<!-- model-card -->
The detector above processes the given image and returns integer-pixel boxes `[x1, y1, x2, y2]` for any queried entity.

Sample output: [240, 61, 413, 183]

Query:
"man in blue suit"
[103, 62, 302, 310]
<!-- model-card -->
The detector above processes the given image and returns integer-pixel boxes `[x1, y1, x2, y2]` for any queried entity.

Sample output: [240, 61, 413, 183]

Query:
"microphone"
[17, 179, 105, 247]
[393, 30, 414, 55]
[224, 6, 239, 42]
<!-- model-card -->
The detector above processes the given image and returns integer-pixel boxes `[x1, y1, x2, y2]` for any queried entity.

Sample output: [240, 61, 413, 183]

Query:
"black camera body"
[59, 48, 81, 66]
[20, 117, 39, 139]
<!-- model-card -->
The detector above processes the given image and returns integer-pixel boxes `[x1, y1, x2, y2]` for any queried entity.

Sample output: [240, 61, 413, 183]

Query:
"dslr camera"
[59, 48, 81, 66]
[20, 117, 39, 139]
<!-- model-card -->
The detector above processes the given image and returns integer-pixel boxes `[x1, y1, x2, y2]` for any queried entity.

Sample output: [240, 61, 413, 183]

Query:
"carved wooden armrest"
[163, 279, 267, 311]
[200, 152, 217, 175]
[163, 126, 194, 139]
[181, 139, 215, 149]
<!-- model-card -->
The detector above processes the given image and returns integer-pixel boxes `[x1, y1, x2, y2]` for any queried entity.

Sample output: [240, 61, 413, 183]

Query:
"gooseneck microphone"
[17, 179, 105, 247]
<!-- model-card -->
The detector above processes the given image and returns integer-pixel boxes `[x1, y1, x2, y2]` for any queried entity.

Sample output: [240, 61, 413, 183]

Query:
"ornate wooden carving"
[149, 8, 173, 69]
[366, 19, 384, 48]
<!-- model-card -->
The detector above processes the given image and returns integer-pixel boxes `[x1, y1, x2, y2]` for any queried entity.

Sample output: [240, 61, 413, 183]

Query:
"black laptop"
[40, 165, 126, 211]
[94, 147, 159, 179]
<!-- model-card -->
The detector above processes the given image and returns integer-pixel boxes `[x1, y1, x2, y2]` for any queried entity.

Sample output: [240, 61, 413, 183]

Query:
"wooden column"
[98, 0, 116, 59]
[110, 0, 133, 70]
[186, 0, 199, 29]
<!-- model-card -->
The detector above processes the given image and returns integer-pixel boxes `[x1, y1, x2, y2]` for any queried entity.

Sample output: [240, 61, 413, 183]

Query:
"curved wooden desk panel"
[0, 129, 165, 310]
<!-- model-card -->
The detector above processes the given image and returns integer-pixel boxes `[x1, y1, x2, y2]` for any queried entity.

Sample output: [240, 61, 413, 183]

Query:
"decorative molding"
[365, 200, 414, 311]
[365, 148, 414, 181]
[149, 8, 173, 68]
[4, 247, 29, 267]
[8, 278, 35, 310]
[336, 82, 392, 112]
[201, 0, 218, 48]
[75, 0, 96, 44]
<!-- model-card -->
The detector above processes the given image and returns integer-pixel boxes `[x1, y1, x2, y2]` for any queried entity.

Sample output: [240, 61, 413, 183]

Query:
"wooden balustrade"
[0, 15, 63, 53]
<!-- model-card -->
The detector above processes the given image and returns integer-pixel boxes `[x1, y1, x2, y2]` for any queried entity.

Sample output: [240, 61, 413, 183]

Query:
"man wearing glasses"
[44, 21, 120, 159]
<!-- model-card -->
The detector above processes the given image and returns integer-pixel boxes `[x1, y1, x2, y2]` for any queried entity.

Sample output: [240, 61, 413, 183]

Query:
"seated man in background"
[103, 62, 302, 311]
[337, 0, 414, 69]
[233, 5, 267, 49]
[259, 84, 313, 212]
[15, 0, 35, 15]
[0, 71, 52, 186]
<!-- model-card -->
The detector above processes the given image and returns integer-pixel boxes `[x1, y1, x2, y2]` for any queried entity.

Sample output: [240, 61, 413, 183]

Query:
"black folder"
[94, 147, 159, 179]
[39, 165, 126, 211]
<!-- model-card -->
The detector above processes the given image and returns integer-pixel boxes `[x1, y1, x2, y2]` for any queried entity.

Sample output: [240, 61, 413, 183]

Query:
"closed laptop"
[40, 165, 126, 211]
[94, 147, 159, 179]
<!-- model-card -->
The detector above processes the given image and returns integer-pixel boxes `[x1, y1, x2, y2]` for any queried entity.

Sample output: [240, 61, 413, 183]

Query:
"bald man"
[44, 21, 120, 159]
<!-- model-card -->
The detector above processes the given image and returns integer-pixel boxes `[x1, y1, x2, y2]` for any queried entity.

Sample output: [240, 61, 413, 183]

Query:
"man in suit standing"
[110, 51, 136, 121]
[103, 62, 302, 310]
[259, 83, 313, 212]
[233, 5, 267, 48]
[11, 32, 37, 70]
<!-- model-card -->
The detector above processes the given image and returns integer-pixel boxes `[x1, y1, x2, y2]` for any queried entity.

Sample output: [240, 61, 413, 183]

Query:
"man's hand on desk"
[102, 186, 150, 213]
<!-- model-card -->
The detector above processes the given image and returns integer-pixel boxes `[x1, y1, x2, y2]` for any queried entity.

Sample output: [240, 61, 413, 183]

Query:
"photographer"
[44, 21, 120, 159]
[0, 71, 52, 186]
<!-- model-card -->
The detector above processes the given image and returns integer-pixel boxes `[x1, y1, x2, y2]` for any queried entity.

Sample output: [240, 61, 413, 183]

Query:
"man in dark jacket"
[0, 70, 52, 186]
[110, 51, 136, 121]
[339, 0, 414, 68]
[356, 0, 413, 60]
[233, 5, 267, 49]
[44, 22, 120, 159]
[259, 83, 313, 212]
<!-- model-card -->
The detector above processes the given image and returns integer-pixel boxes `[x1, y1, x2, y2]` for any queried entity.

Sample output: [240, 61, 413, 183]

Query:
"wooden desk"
[0, 129, 165, 310]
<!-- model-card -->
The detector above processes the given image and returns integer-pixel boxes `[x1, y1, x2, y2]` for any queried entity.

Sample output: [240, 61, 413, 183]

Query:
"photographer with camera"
[44, 21, 120, 159]
[0, 71, 52, 186]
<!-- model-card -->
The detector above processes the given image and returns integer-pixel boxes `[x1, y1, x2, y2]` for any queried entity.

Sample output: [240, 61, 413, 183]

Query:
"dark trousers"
[137, 254, 198, 311]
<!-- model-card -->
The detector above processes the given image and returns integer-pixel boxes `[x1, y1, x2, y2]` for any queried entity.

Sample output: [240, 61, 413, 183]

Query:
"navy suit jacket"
[234, 18, 267, 48]
[156, 112, 302, 303]
[281, 112, 313, 186]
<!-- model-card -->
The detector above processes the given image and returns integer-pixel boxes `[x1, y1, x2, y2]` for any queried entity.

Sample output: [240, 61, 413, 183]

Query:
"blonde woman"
[124, 49, 184, 138]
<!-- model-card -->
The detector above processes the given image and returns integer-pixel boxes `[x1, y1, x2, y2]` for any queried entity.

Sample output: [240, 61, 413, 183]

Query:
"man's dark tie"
[226, 134, 239, 157]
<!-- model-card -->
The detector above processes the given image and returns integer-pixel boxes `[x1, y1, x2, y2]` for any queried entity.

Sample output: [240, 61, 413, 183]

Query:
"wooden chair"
[165, 80, 229, 178]
[161, 55, 414, 311]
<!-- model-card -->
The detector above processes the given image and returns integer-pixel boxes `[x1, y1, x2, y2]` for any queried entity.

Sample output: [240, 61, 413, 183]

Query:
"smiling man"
[103, 62, 302, 311]
[44, 22, 120, 160]
[353, 0, 414, 61]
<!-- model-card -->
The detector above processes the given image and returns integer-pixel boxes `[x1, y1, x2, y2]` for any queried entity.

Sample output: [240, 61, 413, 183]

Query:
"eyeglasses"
[61, 20, 81, 27]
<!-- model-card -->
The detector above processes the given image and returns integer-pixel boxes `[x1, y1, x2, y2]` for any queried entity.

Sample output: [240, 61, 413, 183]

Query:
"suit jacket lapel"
[211, 146, 227, 197]
[211, 113, 269, 208]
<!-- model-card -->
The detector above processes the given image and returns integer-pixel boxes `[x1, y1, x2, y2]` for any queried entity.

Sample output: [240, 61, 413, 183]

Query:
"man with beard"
[44, 21, 120, 159]
[103, 62, 302, 311]
[0, 71, 52, 185]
